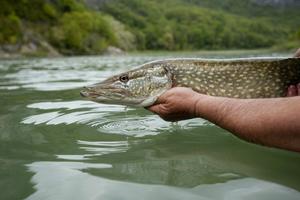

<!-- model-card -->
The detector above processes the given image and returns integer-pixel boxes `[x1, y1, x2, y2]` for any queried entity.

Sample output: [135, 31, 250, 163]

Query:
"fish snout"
[80, 86, 94, 97]
[80, 91, 87, 97]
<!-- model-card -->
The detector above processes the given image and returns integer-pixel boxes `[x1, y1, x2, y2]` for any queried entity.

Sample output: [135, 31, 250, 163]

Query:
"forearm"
[195, 95, 300, 152]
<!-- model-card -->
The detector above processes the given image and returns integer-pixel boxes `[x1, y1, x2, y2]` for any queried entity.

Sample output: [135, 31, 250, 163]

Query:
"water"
[0, 51, 300, 200]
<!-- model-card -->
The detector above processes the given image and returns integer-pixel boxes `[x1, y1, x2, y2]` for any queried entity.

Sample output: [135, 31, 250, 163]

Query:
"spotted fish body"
[162, 57, 300, 98]
[81, 57, 300, 107]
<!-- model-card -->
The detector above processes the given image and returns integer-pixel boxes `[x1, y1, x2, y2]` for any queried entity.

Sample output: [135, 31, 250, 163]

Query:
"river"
[0, 51, 300, 200]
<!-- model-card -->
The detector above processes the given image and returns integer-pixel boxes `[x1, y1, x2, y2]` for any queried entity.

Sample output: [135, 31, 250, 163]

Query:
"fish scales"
[81, 57, 300, 107]
[158, 58, 300, 98]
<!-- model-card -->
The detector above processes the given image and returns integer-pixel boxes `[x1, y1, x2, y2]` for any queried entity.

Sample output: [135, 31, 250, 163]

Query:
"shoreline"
[0, 48, 297, 60]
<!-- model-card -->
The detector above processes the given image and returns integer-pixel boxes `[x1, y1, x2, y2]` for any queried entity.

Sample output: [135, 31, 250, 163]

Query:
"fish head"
[80, 64, 172, 107]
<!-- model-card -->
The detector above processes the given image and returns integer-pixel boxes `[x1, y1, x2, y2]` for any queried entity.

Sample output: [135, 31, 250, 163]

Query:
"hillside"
[96, 0, 300, 50]
[0, 0, 299, 57]
[183, 0, 300, 27]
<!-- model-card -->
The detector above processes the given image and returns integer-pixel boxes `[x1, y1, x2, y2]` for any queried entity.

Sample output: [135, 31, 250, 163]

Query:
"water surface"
[0, 51, 300, 200]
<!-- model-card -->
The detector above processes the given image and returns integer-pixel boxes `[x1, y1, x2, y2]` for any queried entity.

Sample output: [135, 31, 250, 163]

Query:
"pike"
[80, 57, 300, 107]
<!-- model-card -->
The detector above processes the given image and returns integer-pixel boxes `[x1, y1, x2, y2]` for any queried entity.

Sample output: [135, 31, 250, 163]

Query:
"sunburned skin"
[294, 48, 300, 58]
[287, 49, 300, 96]
[287, 84, 300, 96]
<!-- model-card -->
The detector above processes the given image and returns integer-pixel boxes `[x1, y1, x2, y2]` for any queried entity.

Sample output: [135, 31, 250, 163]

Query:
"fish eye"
[119, 74, 129, 83]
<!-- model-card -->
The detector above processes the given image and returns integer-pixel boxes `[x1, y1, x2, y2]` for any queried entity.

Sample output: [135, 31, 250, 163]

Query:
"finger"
[146, 104, 161, 114]
[154, 96, 163, 104]
[287, 85, 297, 97]
[297, 83, 300, 96]
[294, 48, 300, 58]
[152, 94, 167, 105]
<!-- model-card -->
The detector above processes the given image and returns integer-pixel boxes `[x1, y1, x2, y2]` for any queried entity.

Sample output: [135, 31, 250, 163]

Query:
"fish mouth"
[80, 86, 100, 98]
[80, 86, 151, 106]
[80, 90, 89, 97]
[80, 86, 126, 100]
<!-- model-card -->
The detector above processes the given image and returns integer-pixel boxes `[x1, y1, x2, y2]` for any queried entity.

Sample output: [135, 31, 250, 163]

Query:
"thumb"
[294, 48, 300, 58]
[146, 104, 161, 114]
[154, 89, 171, 105]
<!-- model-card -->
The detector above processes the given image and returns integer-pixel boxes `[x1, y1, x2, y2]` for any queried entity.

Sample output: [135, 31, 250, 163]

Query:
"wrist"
[189, 92, 206, 118]
[193, 94, 233, 124]
[192, 93, 212, 118]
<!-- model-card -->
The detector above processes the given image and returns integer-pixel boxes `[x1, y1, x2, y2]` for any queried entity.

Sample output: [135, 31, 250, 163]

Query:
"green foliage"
[296, 29, 300, 41]
[0, 0, 298, 54]
[0, 14, 22, 44]
[99, 0, 292, 50]
[55, 0, 86, 13]
[185, 0, 300, 28]
[50, 11, 116, 54]
[103, 16, 136, 51]
[0, 0, 122, 55]
[0, 0, 56, 22]
[43, 3, 59, 19]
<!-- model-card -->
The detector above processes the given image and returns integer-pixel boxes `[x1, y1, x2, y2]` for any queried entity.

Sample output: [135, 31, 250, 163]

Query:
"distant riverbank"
[1, 48, 298, 60]
[1, 0, 299, 59]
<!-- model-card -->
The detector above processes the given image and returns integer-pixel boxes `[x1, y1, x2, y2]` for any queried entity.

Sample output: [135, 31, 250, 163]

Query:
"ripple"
[0, 55, 165, 91]
[96, 116, 207, 136]
[22, 100, 208, 136]
[22, 111, 62, 125]
[78, 140, 129, 155]
[27, 100, 96, 109]
[56, 140, 130, 161]
[2, 68, 109, 91]
[22, 100, 127, 126]
[77, 140, 129, 146]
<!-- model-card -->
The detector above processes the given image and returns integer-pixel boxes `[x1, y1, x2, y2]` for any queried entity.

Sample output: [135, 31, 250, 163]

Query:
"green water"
[1, 52, 300, 200]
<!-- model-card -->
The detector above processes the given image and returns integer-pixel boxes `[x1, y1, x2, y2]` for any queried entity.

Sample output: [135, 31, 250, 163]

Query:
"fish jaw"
[80, 84, 146, 106]
[80, 64, 173, 107]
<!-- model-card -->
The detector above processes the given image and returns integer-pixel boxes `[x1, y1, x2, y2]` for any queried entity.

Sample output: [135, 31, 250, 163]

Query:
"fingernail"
[287, 85, 296, 97]
[297, 84, 300, 95]
[290, 85, 296, 90]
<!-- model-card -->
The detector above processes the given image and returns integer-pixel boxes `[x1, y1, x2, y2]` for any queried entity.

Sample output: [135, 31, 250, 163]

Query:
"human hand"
[147, 87, 201, 122]
[287, 84, 300, 97]
[294, 48, 300, 58]
[287, 48, 300, 96]
[148, 84, 300, 121]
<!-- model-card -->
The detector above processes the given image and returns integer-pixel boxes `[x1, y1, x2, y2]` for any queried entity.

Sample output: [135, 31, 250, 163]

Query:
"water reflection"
[22, 100, 207, 136]
[28, 131, 299, 191]
[26, 161, 300, 200]
[22, 100, 126, 125]
[57, 140, 129, 161]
